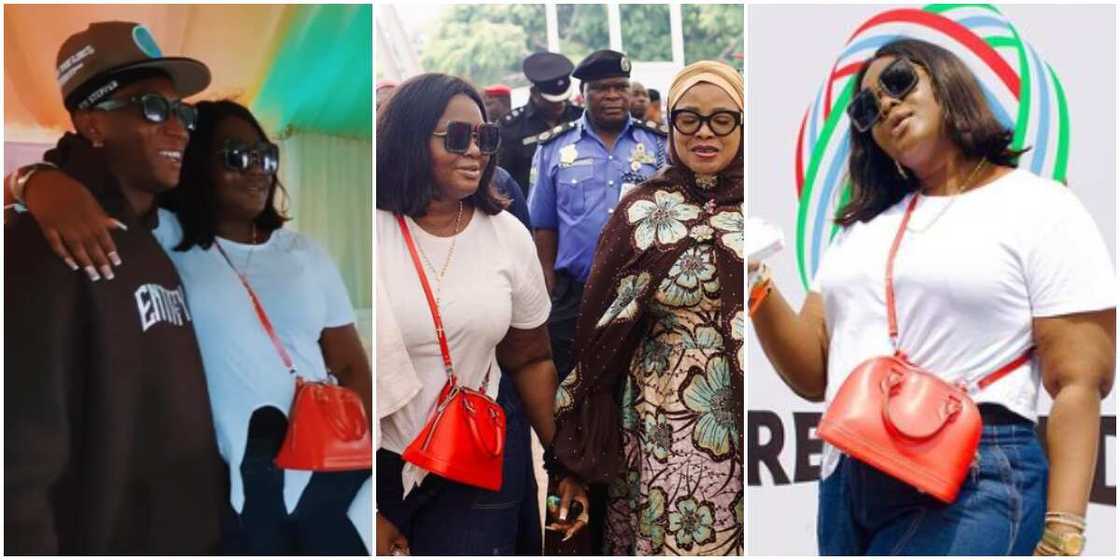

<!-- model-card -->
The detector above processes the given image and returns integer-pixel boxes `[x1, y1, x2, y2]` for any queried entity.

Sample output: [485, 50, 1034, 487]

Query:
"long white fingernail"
[112, 219, 128, 231]
[109, 252, 122, 266]
[85, 266, 101, 282]
[65, 258, 79, 271]
[100, 265, 114, 280]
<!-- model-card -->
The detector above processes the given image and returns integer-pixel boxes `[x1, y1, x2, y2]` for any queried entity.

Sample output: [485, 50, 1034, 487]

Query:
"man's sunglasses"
[432, 121, 501, 155]
[219, 139, 280, 175]
[93, 94, 198, 131]
[847, 57, 921, 133]
[670, 109, 742, 137]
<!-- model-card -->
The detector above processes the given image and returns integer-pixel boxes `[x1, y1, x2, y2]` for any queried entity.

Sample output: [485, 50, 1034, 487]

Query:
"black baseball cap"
[57, 21, 211, 111]
[523, 51, 574, 102]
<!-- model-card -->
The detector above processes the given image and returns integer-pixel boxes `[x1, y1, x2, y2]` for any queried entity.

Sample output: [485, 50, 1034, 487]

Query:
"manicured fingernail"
[559, 508, 568, 520]
[112, 219, 128, 231]
[85, 266, 101, 282]
[108, 252, 122, 266]
[100, 265, 114, 280]
[65, 258, 79, 271]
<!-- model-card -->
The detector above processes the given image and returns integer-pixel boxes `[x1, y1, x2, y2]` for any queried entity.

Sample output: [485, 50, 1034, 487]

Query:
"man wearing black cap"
[526, 49, 668, 384]
[5, 21, 225, 554]
[498, 51, 583, 195]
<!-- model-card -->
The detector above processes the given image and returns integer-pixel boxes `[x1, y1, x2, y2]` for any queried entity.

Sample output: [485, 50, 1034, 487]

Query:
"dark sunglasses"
[670, 109, 742, 137]
[432, 121, 501, 155]
[219, 139, 280, 174]
[847, 57, 921, 133]
[93, 93, 199, 131]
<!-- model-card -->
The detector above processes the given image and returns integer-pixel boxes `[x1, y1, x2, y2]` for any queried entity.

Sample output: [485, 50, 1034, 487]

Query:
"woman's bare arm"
[497, 324, 558, 447]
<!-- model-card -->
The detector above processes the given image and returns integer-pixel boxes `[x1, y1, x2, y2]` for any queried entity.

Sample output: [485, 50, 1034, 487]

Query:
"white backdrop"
[746, 4, 1116, 555]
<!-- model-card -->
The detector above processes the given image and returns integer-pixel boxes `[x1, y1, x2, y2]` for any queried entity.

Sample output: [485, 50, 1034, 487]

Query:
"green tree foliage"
[419, 4, 743, 86]
[683, 4, 744, 72]
[621, 4, 672, 62]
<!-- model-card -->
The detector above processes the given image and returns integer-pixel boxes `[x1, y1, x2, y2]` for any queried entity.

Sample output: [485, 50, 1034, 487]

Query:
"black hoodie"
[4, 133, 225, 554]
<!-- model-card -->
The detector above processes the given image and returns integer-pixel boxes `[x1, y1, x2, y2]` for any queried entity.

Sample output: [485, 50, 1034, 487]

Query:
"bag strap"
[884, 194, 1031, 394]
[215, 241, 296, 375]
[396, 214, 459, 385]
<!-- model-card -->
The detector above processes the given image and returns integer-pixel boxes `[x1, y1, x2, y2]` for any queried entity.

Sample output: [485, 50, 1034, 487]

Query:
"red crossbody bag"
[396, 214, 506, 492]
[817, 194, 1032, 503]
[215, 242, 372, 471]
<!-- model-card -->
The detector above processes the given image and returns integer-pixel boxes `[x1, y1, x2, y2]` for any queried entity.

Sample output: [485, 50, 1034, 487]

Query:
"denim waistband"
[978, 421, 1038, 444]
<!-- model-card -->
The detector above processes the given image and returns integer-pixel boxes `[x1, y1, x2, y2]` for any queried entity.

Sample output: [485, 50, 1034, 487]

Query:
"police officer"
[527, 49, 668, 382]
[499, 51, 583, 196]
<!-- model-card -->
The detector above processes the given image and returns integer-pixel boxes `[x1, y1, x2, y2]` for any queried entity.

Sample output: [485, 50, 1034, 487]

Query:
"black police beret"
[572, 49, 631, 82]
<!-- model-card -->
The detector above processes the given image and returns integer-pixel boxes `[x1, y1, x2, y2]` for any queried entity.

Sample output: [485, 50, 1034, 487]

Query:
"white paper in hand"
[746, 218, 785, 262]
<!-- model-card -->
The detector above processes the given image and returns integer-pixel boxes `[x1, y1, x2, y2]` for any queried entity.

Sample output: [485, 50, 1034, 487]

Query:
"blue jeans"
[377, 374, 541, 555]
[818, 421, 1047, 555]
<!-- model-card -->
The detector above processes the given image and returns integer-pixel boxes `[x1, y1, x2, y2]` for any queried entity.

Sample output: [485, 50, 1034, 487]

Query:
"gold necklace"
[906, 158, 987, 233]
[414, 200, 463, 306]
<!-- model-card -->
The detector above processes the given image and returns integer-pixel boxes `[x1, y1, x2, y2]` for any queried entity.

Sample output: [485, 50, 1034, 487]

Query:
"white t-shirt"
[813, 169, 1115, 476]
[153, 210, 356, 513]
[376, 208, 550, 491]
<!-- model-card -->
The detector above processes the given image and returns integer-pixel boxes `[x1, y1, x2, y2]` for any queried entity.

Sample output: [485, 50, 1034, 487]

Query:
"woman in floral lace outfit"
[546, 61, 744, 555]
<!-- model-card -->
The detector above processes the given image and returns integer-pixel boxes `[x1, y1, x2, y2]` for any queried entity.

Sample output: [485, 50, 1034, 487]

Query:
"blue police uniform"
[528, 113, 667, 283]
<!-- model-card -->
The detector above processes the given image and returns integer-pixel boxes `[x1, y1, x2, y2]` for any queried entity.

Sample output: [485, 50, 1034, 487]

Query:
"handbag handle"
[880, 370, 962, 440]
[215, 241, 297, 375]
[463, 394, 505, 458]
[884, 195, 1032, 393]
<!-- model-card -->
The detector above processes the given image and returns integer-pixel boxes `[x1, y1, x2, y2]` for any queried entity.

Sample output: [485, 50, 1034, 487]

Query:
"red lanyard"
[215, 241, 296, 375]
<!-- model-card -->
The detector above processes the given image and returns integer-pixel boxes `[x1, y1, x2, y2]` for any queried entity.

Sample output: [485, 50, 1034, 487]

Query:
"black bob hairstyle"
[162, 99, 290, 251]
[376, 73, 506, 217]
[836, 38, 1026, 227]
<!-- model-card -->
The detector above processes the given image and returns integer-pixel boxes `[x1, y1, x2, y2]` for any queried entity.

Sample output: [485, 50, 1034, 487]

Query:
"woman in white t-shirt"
[374, 73, 559, 555]
[749, 39, 1115, 555]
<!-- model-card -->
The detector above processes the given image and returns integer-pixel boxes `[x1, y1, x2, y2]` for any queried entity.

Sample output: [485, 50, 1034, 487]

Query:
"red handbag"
[396, 214, 506, 492]
[215, 243, 373, 472]
[817, 195, 1032, 503]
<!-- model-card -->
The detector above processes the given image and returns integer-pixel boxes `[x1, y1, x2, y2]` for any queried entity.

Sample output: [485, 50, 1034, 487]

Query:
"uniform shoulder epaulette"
[523, 120, 578, 146]
[634, 119, 669, 137]
[501, 107, 523, 126]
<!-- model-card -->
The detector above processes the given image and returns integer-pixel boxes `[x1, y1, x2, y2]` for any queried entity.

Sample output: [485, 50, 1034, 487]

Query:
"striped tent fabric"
[793, 4, 1069, 289]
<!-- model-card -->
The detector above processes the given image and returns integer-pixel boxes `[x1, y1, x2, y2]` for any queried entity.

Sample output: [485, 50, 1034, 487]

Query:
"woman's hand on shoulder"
[24, 169, 123, 281]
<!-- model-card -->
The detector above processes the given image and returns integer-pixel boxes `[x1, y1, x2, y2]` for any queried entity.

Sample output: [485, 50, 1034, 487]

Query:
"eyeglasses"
[93, 94, 199, 131]
[219, 139, 279, 174]
[432, 121, 501, 155]
[670, 109, 742, 137]
[847, 57, 921, 133]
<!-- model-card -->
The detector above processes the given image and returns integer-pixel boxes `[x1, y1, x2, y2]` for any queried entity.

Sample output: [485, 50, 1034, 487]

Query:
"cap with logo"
[572, 50, 631, 83]
[57, 21, 211, 111]
[522, 52, 574, 103]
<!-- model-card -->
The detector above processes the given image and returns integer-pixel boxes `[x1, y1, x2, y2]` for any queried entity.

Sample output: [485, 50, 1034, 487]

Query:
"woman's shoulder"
[989, 167, 1085, 214]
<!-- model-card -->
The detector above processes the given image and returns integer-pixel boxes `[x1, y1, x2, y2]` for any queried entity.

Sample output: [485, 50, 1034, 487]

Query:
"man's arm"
[527, 144, 559, 294]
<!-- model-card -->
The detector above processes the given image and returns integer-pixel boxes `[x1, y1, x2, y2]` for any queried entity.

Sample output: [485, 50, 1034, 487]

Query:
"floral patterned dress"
[553, 177, 743, 557]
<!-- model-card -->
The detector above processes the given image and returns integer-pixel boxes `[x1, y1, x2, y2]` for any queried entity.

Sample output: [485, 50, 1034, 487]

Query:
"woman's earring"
[894, 159, 908, 179]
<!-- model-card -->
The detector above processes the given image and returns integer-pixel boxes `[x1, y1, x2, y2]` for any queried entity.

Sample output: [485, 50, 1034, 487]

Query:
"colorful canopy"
[3, 4, 371, 142]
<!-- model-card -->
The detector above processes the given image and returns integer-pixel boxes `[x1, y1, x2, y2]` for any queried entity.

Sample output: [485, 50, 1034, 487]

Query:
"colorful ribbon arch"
[793, 4, 1069, 289]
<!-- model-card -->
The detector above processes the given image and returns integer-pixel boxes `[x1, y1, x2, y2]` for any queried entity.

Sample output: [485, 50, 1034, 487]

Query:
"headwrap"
[548, 60, 744, 484]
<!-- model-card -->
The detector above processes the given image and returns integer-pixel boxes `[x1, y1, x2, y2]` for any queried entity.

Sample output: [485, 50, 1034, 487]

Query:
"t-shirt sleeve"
[306, 237, 357, 327]
[527, 145, 558, 229]
[506, 218, 551, 329]
[1023, 186, 1116, 317]
[151, 209, 184, 251]
[809, 225, 850, 294]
